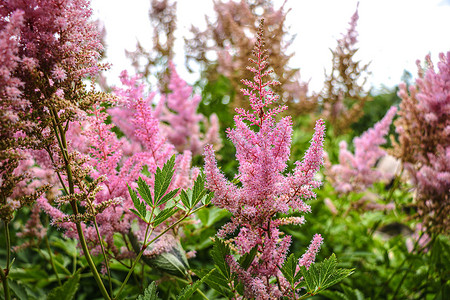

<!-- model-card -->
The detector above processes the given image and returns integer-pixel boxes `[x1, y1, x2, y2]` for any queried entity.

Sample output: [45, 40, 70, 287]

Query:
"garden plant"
[1, 0, 448, 299]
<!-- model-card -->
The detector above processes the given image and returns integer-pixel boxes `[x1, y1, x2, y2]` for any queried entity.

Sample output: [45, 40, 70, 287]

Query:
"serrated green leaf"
[300, 254, 354, 296]
[156, 188, 179, 207]
[51, 238, 78, 257]
[47, 273, 80, 300]
[130, 208, 144, 220]
[137, 177, 154, 206]
[192, 189, 206, 208]
[192, 174, 204, 198]
[176, 269, 212, 300]
[128, 185, 141, 211]
[194, 268, 234, 298]
[279, 253, 298, 286]
[152, 206, 178, 227]
[147, 241, 190, 277]
[239, 245, 258, 270]
[202, 192, 214, 206]
[9, 280, 30, 300]
[191, 175, 206, 207]
[180, 189, 191, 210]
[128, 184, 148, 218]
[211, 239, 231, 279]
[154, 155, 176, 204]
[137, 281, 160, 300]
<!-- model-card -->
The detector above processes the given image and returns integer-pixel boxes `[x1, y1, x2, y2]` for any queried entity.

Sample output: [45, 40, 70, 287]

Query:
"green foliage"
[146, 241, 190, 277]
[320, 285, 365, 300]
[46, 273, 80, 300]
[176, 269, 212, 300]
[193, 239, 235, 298]
[351, 87, 401, 141]
[195, 75, 238, 177]
[279, 253, 303, 288]
[137, 282, 160, 300]
[128, 155, 181, 224]
[279, 253, 353, 298]
[299, 254, 354, 296]
[210, 239, 231, 280]
[179, 173, 213, 211]
[153, 155, 177, 206]
[238, 245, 257, 270]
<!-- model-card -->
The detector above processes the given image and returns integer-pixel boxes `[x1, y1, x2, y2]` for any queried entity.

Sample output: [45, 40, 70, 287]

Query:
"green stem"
[5, 222, 10, 271]
[176, 277, 209, 300]
[385, 169, 404, 212]
[93, 219, 113, 296]
[376, 231, 425, 299]
[0, 267, 10, 300]
[392, 262, 414, 299]
[45, 236, 62, 286]
[76, 222, 111, 300]
[1, 221, 11, 300]
[115, 205, 206, 299]
[50, 108, 111, 299]
[196, 288, 209, 300]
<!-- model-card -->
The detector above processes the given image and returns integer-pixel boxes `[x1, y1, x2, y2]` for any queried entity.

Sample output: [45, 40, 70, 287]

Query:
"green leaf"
[191, 174, 206, 207]
[130, 208, 143, 220]
[176, 269, 212, 300]
[154, 155, 176, 204]
[211, 239, 231, 279]
[156, 188, 179, 207]
[320, 290, 349, 300]
[202, 192, 214, 206]
[341, 284, 364, 300]
[47, 273, 80, 300]
[194, 268, 234, 298]
[192, 174, 204, 198]
[152, 206, 178, 227]
[128, 184, 140, 210]
[137, 177, 154, 206]
[9, 280, 32, 300]
[300, 254, 354, 296]
[128, 184, 147, 218]
[279, 253, 298, 286]
[179, 189, 191, 210]
[147, 241, 190, 277]
[196, 207, 229, 227]
[238, 245, 258, 270]
[51, 237, 78, 257]
[137, 282, 160, 300]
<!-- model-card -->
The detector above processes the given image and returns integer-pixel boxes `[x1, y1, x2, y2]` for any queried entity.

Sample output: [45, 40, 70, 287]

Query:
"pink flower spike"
[298, 234, 324, 270]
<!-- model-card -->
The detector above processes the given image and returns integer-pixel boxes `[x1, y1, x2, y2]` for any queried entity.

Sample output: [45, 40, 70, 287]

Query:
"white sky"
[90, 0, 450, 93]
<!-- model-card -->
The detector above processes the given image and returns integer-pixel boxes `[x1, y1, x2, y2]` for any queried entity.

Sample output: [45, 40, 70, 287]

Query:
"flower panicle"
[238, 19, 286, 126]
[203, 19, 326, 299]
[328, 106, 397, 194]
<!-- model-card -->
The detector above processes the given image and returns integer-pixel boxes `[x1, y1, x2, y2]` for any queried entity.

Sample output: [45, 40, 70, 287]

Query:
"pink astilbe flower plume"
[392, 52, 450, 233]
[327, 106, 397, 194]
[204, 19, 326, 299]
[157, 62, 221, 155]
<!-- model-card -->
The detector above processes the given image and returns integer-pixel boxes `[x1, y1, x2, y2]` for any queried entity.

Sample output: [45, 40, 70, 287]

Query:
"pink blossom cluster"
[1, 0, 107, 222]
[38, 72, 198, 255]
[203, 22, 326, 299]
[327, 106, 397, 194]
[110, 64, 221, 157]
[0, 0, 106, 105]
[394, 52, 450, 231]
[157, 62, 221, 155]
